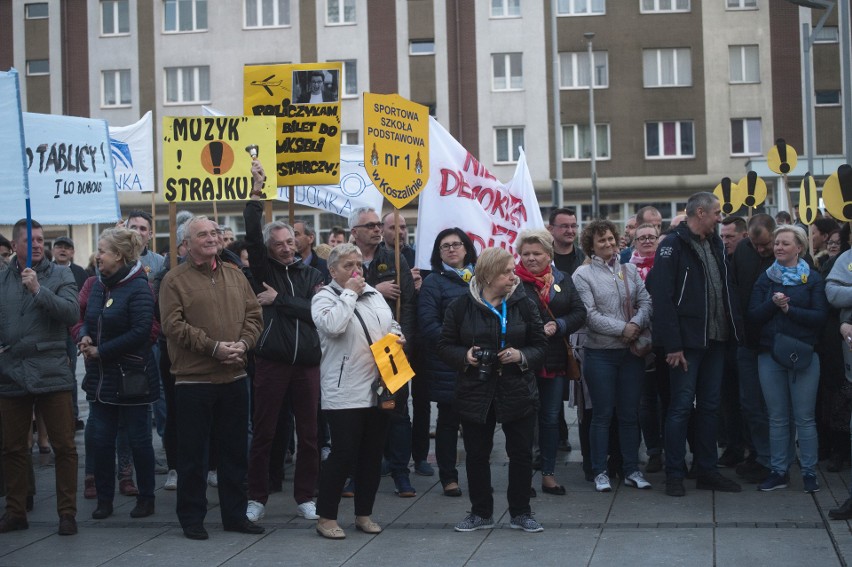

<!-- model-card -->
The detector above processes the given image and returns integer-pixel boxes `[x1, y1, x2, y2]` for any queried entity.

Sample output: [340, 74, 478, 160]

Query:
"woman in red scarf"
[628, 223, 666, 474]
[515, 230, 586, 494]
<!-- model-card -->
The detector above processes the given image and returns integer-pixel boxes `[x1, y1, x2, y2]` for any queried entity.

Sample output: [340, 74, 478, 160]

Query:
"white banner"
[0, 69, 28, 208]
[414, 117, 544, 269]
[109, 111, 154, 192]
[0, 113, 120, 225]
[276, 145, 384, 218]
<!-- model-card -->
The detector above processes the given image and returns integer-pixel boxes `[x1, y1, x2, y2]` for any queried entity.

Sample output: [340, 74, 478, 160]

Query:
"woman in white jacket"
[311, 243, 403, 539]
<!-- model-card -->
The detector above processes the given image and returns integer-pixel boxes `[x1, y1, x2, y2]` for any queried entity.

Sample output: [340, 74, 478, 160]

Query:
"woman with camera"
[748, 225, 827, 493]
[572, 219, 653, 493]
[515, 229, 586, 496]
[311, 243, 403, 539]
[418, 228, 478, 497]
[438, 247, 547, 533]
[77, 228, 160, 520]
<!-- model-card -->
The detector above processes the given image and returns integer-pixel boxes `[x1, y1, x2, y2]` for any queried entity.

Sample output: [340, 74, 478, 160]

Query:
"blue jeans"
[665, 341, 725, 478]
[537, 376, 565, 475]
[584, 348, 644, 476]
[88, 402, 155, 502]
[757, 353, 820, 476]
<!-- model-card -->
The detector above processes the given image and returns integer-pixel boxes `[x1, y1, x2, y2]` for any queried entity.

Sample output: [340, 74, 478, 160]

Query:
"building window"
[491, 0, 521, 17]
[731, 118, 761, 155]
[409, 40, 435, 55]
[814, 26, 839, 43]
[495, 127, 524, 163]
[645, 121, 694, 158]
[327, 0, 355, 25]
[342, 131, 359, 145]
[101, 1, 130, 35]
[245, 0, 290, 28]
[729, 45, 759, 83]
[164, 0, 207, 32]
[24, 3, 49, 19]
[557, 0, 605, 16]
[338, 60, 357, 97]
[559, 51, 608, 89]
[727, 0, 757, 9]
[165, 66, 210, 104]
[640, 0, 689, 13]
[102, 69, 131, 107]
[643, 48, 691, 87]
[562, 124, 610, 161]
[26, 59, 49, 76]
[816, 90, 841, 106]
[492, 53, 523, 91]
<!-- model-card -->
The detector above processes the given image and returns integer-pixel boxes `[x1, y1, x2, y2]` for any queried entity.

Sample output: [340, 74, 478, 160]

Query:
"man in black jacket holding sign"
[243, 160, 325, 524]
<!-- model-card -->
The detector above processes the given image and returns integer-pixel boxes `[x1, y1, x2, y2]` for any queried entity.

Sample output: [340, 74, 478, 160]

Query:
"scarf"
[444, 262, 473, 283]
[515, 262, 554, 306]
[767, 258, 810, 286]
[629, 251, 655, 281]
[100, 263, 133, 288]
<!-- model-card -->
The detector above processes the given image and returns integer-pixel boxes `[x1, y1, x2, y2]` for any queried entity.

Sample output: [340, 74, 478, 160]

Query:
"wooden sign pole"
[212, 201, 219, 226]
[288, 186, 295, 226]
[150, 191, 157, 245]
[168, 202, 177, 269]
[394, 208, 401, 321]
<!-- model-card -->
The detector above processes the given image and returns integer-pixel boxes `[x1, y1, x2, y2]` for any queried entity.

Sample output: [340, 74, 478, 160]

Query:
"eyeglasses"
[636, 235, 658, 243]
[827, 240, 842, 247]
[353, 222, 384, 230]
[440, 242, 464, 251]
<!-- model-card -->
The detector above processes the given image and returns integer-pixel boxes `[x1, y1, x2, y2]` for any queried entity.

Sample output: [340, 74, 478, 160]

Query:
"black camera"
[473, 349, 499, 381]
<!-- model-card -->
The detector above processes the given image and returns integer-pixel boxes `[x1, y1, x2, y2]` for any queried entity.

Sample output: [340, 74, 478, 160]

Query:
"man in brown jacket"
[160, 216, 263, 540]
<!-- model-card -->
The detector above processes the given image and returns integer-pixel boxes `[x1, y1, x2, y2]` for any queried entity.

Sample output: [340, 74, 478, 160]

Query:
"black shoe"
[696, 471, 741, 492]
[92, 501, 113, 519]
[718, 448, 744, 468]
[130, 499, 155, 518]
[665, 477, 685, 497]
[741, 463, 771, 484]
[829, 497, 852, 520]
[541, 483, 566, 496]
[224, 519, 265, 534]
[0, 514, 29, 533]
[58, 514, 77, 536]
[183, 525, 209, 540]
[645, 454, 663, 474]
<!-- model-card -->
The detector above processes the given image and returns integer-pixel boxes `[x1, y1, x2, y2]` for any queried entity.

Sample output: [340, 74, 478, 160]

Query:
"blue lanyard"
[483, 298, 507, 349]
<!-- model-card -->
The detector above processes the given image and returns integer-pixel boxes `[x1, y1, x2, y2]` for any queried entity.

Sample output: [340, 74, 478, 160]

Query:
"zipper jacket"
[646, 222, 742, 354]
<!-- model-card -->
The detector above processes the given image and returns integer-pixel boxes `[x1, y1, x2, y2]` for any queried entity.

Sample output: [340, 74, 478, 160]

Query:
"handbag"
[117, 355, 150, 400]
[353, 308, 397, 411]
[543, 303, 581, 381]
[621, 266, 653, 358]
[771, 332, 814, 371]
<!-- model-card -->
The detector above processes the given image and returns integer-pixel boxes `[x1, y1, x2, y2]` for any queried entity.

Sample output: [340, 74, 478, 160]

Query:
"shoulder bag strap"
[621, 265, 634, 321]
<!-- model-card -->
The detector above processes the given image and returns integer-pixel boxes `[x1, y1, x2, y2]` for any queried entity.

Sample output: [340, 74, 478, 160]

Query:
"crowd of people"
[1, 161, 852, 538]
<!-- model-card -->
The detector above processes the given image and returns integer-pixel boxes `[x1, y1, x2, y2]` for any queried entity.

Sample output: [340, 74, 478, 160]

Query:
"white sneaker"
[207, 470, 218, 487]
[594, 472, 612, 492]
[164, 469, 177, 490]
[625, 471, 652, 489]
[297, 501, 319, 520]
[246, 500, 266, 522]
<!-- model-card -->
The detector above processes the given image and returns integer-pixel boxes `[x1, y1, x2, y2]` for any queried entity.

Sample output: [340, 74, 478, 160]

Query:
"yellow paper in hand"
[370, 333, 415, 394]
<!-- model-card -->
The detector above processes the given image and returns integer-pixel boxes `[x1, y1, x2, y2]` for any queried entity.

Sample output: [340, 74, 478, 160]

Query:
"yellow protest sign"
[162, 116, 277, 202]
[244, 62, 342, 186]
[767, 138, 798, 175]
[799, 174, 819, 225]
[713, 177, 744, 215]
[363, 93, 429, 208]
[736, 171, 768, 209]
[822, 164, 852, 221]
[369, 333, 414, 394]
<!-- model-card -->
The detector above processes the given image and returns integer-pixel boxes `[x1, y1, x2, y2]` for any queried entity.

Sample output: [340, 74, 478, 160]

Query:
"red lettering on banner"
[463, 152, 497, 181]
[439, 167, 530, 229]
[439, 169, 460, 195]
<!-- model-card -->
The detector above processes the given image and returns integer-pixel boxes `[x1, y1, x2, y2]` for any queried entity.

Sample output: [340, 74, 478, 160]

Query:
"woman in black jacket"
[417, 228, 477, 497]
[515, 229, 586, 495]
[78, 228, 160, 520]
[438, 247, 547, 533]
